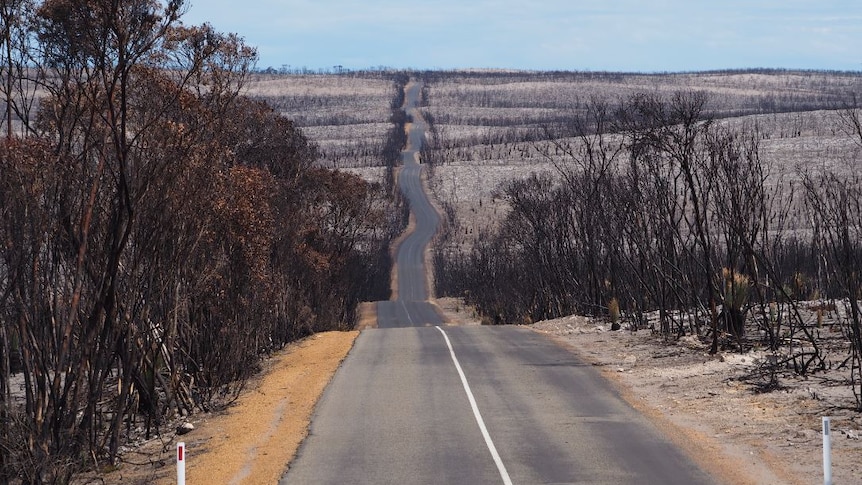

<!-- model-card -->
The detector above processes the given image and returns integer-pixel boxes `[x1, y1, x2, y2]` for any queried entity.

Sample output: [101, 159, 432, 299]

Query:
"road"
[376, 81, 443, 328]
[281, 81, 717, 484]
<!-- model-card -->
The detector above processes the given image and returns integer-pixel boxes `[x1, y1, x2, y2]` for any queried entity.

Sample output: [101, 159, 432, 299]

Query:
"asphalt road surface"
[282, 81, 717, 484]
[376, 81, 443, 328]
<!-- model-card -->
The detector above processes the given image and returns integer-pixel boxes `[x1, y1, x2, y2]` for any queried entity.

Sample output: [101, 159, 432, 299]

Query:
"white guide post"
[177, 441, 186, 485]
[822, 417, 831, 485]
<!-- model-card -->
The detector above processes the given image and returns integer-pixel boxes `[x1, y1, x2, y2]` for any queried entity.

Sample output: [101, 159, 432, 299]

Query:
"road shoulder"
[79, 331, 358, 484]
[531, 314, 851, 485]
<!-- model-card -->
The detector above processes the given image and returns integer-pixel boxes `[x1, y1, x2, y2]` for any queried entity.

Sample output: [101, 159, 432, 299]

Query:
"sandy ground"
[75, 331, 358, 484]
[532, 315, 862, 485]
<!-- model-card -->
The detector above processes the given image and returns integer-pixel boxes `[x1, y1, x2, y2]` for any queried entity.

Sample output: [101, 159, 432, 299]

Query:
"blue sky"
[182, 1, 862, 72]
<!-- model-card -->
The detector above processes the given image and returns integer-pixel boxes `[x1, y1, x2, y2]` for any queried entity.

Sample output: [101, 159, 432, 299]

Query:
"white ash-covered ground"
[424, 71, 862, 245]
[244, 73, 397, 169]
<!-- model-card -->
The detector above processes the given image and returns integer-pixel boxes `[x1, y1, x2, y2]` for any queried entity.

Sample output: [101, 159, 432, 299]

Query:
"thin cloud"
[183, 0, 862, 71]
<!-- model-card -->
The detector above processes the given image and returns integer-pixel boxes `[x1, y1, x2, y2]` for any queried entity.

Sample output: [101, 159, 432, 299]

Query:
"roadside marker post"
[177, 442, 186, 485]
[822, 417, 831, 485]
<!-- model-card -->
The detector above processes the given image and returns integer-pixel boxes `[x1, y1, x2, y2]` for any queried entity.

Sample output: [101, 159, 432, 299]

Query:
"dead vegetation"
[427, 70, 862, 416]
[0, 2, 404, 482]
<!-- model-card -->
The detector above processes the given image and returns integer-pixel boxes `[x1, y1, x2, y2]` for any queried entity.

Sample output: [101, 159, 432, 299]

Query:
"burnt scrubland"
[0, 1, 407, 482]
[2, 0, 862, 482]
[425, 70, 862, 411]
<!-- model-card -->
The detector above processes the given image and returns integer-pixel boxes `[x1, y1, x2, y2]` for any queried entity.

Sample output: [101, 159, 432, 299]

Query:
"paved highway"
[282, 81, 717, 484]
[377, 81, 443, 328]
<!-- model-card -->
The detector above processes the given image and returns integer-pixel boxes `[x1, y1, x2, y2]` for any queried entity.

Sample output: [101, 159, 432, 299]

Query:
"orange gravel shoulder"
[85, 331, 358, 485]
[181, 331, 358, 484]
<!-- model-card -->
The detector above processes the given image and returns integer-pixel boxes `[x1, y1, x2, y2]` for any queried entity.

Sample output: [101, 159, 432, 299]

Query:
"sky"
[181, 1, 862, 73]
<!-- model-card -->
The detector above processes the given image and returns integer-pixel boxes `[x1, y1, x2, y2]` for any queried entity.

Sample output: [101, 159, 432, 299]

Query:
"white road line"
[435, 326, 513, 485]
[401, 300, 415, 325]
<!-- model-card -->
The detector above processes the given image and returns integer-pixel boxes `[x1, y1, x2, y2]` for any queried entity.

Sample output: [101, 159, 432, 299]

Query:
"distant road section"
[376, 81, 443, 328]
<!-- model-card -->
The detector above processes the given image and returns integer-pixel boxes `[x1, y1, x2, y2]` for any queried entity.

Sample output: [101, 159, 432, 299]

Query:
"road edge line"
[435, 326, 513, 485]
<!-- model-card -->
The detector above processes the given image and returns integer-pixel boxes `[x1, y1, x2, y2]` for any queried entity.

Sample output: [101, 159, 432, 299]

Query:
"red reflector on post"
[177, 441, 186, 484]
